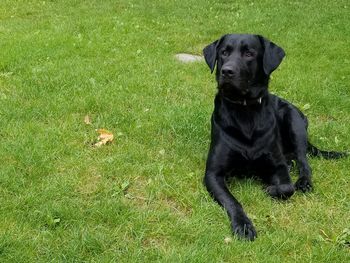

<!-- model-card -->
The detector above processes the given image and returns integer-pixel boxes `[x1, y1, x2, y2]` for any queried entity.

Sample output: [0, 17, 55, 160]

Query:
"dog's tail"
[307, 141, 348, 159]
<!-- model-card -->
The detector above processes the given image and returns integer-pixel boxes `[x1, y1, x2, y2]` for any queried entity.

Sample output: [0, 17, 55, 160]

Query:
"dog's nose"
[221, 67, 235, 78]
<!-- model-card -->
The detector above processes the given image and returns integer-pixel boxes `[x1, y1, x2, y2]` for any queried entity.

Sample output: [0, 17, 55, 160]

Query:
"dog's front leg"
[204, 168, 257, 241]
[265, 163, 295, 199]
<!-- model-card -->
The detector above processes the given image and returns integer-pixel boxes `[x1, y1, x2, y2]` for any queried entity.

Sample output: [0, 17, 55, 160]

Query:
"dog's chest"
[216, 110, 278, 160]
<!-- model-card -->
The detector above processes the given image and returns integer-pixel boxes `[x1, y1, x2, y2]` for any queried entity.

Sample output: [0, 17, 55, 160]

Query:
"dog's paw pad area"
[295, 177, 313, 192]
[175, 53, 203, 63]
[232, 222, 257, 241]
[266, 184, 295, 199]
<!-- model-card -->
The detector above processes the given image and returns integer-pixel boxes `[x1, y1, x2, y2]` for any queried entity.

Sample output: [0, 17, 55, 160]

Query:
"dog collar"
[223, 96, 263, 106]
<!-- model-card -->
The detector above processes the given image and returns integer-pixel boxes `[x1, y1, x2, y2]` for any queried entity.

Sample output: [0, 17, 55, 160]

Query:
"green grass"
[0, 0, 349, 262]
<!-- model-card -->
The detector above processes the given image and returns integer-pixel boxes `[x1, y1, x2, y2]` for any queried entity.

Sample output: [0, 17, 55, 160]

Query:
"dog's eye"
[222, 50, 229, 56]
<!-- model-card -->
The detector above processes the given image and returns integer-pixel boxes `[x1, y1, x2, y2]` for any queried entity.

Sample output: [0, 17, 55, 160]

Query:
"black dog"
[203, 34, 346, 241]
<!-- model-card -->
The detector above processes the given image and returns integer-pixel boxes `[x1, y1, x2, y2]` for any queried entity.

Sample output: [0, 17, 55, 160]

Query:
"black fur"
[203, 34, 347, 241]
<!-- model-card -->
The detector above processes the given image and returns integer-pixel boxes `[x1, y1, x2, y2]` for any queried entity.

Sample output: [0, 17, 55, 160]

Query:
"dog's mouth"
[218, 78, 250, 96]
[219, 87, 250, 101]
[218, 81, 267, 103]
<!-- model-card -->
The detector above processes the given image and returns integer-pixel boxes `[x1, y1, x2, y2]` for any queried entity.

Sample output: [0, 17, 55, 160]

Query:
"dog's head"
[203, 34, 285, 100]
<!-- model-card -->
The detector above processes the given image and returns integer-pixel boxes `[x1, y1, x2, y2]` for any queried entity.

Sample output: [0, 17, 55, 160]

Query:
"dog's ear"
[259, 36, 285, 75]
[203, 39, 219, 73]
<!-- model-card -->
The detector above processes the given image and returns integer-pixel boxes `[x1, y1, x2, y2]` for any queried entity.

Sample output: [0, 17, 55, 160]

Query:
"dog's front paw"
[266, 184, 295, 199]
[232, 214, 257, 241]
[295, 176, 313, 192]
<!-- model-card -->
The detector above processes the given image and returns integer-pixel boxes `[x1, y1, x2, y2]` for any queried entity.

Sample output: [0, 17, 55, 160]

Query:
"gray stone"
[175, 53, 203, 63]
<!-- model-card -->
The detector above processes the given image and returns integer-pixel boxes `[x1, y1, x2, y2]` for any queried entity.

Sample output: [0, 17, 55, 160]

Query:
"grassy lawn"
[0, 0, 349, 262]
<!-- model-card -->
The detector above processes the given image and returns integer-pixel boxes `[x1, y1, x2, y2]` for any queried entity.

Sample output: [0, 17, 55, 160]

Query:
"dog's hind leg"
[286, 110, 313, 192]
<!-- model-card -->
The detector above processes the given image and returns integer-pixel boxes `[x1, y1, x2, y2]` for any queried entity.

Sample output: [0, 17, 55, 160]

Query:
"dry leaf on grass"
[84, 115, 92, 125]
[94, 128, 114, 147]
[224, 237, 232, 244]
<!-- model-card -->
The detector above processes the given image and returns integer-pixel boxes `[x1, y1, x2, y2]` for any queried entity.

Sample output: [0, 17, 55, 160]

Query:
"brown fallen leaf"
[94, 128, 114, 147]
[84, 115, 92, 125]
